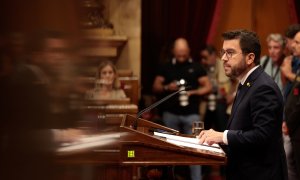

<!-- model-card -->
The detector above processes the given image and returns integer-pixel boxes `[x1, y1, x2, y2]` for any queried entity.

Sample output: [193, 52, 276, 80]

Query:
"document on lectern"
[154, 132, 224, 154]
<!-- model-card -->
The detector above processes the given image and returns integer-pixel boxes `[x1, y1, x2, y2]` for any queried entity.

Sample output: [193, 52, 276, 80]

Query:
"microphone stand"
[132, 87, 190, 130]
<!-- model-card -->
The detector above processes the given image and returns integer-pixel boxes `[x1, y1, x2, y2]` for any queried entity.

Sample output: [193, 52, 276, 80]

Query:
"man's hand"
[197, 129, 224, 145]
[282, 121, 289, 135]
[167, 81, 179, 91]
[281, 57, 295, 81]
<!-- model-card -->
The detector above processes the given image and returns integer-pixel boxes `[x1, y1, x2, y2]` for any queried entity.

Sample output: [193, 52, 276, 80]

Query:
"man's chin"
[224, 69, 231, 76]
[224, 71, 234, 78]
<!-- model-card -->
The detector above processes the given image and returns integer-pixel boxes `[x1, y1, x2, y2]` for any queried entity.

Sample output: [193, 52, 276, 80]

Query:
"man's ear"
[246, 53, 255, 65]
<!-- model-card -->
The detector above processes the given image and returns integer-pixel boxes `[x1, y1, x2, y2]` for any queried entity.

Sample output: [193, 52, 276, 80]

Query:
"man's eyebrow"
[222, 48, 235, 51]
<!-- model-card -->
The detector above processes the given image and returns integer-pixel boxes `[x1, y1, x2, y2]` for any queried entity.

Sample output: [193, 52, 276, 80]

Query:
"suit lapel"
[226, 66, 264, 129]
[231, 86, 246, 115]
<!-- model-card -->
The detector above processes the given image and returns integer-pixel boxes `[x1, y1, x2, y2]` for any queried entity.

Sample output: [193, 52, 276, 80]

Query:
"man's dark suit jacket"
[285, 74, 300, 177]
[225, 66, 288, 180]
[285, 74, 300, 139]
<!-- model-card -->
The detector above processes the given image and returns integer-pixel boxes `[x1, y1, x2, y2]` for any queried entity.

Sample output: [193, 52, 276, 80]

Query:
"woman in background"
[86, 61, 126, 99]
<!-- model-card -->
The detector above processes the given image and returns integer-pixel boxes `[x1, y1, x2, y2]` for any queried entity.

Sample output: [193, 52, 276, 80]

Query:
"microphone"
[132, 86, 191, 130]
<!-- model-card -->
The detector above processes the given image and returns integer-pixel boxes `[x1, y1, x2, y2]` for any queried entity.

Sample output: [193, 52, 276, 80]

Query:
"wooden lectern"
[57, 115, 226, 179]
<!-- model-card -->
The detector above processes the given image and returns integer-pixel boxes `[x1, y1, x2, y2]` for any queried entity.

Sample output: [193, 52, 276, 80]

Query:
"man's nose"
[221, 54, 228, 61]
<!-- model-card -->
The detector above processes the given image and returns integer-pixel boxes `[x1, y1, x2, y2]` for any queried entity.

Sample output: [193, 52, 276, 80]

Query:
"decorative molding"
[81, 30, 127, 57]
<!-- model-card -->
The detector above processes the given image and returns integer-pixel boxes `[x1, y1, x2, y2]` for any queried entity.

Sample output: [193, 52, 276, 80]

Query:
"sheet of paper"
[154, 132, 220, 148]
[166, 139, 224, 154]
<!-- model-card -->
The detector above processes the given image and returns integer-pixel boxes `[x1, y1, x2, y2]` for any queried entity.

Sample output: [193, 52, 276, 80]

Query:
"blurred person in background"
[260, 33, 285, 93]
[153, 38, 212, 180]
[29, 31, 82, 130]
[284, 24, 300, 56]
[0, 32, 56, 180]
[0, 30, 82, 180]
[281, 25, 300, 180]
[200, 44, 231, 131]
[285, 30, 300, 180]
[85, 60, 126, 100]
[281, 24, 300, 97]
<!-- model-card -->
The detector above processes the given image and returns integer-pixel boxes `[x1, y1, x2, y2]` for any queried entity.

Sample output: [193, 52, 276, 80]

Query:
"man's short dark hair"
[222, 29, 261, 65]
[285, 24, 300, 39]
[201, 44, 217, 55]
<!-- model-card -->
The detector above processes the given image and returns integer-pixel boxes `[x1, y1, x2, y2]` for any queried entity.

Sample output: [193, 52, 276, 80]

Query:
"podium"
[57, 115, 226, 179]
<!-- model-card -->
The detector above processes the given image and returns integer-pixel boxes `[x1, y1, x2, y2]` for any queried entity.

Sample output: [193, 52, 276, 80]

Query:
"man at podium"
[198, 30, 288, 180]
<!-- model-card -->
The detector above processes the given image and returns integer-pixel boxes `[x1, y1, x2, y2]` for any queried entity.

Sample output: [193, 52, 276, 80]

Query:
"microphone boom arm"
[133, 87, 189, 129]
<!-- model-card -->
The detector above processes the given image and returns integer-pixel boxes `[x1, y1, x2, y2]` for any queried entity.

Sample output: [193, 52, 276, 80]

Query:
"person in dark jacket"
[198, 29, 288, 180]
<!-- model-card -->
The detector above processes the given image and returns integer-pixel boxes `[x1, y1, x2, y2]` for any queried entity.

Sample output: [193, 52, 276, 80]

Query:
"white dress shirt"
[223, 65, 259, 145]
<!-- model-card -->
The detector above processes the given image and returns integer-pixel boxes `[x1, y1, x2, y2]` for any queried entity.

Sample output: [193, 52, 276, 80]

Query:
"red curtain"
[294, 0, 300, 22]
[141, 0, 217, 94]
[206, 0, 224, 44]
[287, 0, 299, 23]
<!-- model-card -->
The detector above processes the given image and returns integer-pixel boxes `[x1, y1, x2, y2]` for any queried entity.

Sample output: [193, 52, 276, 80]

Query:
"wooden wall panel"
[212, 0, 292, 56]
[254, 0, 291, 55]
